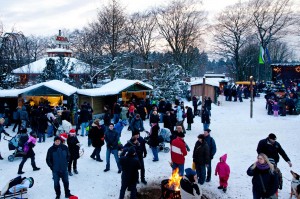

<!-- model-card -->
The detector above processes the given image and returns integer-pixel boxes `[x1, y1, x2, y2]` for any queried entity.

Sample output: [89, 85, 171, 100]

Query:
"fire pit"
[161, 168, 182, 199]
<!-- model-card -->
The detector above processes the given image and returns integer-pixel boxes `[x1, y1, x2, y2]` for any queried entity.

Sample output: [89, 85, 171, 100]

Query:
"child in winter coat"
[272, 102, 279, 117]
[215, 154, 230, 193]
[67, 129, 80, 176]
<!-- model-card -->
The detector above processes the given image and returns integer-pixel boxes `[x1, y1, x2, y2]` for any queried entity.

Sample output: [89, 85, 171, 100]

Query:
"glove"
[143, 153, 147, 158]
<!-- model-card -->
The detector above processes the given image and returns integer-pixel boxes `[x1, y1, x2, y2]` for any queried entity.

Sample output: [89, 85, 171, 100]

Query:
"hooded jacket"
[215, 154, 230, 177]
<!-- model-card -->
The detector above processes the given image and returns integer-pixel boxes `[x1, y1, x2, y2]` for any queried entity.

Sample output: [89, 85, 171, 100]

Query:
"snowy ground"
[0, 95, 299, 199]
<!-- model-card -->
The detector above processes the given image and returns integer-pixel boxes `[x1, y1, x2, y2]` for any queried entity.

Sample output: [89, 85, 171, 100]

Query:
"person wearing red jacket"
[171, 132, 187, 176]
[215, 154, 230, 193]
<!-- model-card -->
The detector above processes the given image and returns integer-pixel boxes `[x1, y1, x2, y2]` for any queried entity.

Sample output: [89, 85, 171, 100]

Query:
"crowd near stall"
[0, 78, 299, 199]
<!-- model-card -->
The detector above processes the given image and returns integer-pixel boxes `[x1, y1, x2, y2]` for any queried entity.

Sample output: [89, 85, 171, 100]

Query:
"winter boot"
[0, 154, 3, 160]
[69, 171, 73, 176]
[33, 167, 40, 171]
[18, 170, 25, 175]
[74, 170, 78, 174]
[218, 186, 223, 189]
[141, 179, 147, 185]
[223, 187, 227, 193]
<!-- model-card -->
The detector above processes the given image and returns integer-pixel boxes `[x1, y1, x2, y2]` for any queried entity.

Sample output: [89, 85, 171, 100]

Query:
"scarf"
[256, 162, 270, 170]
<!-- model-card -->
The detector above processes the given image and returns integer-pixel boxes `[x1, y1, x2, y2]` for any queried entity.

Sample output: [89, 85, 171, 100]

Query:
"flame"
[167, 168, 182, 191]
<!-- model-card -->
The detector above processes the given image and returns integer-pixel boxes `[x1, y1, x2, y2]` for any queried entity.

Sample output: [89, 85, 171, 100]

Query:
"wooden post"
[250, 76, 253, 118]
[202, 77, 206, 107]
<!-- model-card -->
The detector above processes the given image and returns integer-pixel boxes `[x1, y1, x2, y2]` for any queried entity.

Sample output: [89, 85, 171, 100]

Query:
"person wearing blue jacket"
[104, 123, 121, 173]
[204, 128, 216, 182]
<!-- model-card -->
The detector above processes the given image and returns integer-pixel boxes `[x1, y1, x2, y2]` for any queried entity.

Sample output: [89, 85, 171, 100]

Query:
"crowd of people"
[0, 94, 297, 199]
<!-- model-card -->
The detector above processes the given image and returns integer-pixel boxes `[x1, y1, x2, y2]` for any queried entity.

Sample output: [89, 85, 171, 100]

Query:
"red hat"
[69, 129, 76, 135]
[69, 196, 78, 199]
[60, 133, 68, 141]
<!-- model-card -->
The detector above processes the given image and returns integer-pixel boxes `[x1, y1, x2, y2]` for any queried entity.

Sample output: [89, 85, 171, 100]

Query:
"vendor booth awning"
[77, 79, 153, 96]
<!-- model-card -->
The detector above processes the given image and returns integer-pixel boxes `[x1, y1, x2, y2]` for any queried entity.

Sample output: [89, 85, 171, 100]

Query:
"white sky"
[0, 0, 299, 59]
[0, 0, 239, 36]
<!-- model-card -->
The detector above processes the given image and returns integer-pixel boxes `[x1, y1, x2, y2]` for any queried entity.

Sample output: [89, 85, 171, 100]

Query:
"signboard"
[54, 35, 69, 45]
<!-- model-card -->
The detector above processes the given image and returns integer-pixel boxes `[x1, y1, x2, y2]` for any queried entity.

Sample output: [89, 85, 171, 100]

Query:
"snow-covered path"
[0, 95, 298, 199]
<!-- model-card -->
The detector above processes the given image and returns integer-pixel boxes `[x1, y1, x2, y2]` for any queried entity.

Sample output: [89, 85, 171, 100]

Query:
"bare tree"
[154, 0, 207, 75]
[27, 35, 48, 61]
[250, 0, 297, 80]
[128, 11, 156, 68]
[213, 1, 252, 81]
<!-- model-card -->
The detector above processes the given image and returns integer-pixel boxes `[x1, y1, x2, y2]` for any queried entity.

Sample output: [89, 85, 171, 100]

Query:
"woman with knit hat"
[247, 153, 279, 199]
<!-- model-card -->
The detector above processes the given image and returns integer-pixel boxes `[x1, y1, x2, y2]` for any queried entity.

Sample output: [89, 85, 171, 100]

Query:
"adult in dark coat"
[130, 114, 144, 132]
[149, 123, 159, 162]
[201, 107, 210, 131]
[193, 134, 210, 185]
[119, 147, 141, 199]
[204, 97, 212, 115]
[103, 106, 111, 128]
[89, 119, 105, 162]
[149, 110, 160, 125]
[163, 111, 172, 132]
[0, 118, 10, 160]
[127, 131, 148, 184]
[18, 132, 40, 174]
[204, 128, 217, 182]
[79, 105, 90, 137]
[46, 136, 73, 199]
[104, 123, 121, 173]
[192, 95, 198, 115]
[247, 153, 279, 199]
[185, 106, 194, 131]
[257, 133, 292, 167]
[67, 129, 80, 176]
[36, 107, 48, 143]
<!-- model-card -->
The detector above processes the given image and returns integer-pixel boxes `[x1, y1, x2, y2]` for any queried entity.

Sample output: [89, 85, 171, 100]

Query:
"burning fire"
[167, 168, 182, 191]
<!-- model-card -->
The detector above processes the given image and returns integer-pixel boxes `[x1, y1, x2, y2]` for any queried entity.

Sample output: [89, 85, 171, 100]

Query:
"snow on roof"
[204, 73, 225, 78]
[46, 48, 72, 53]
[12, 57, 89, 74]
[0, 80, 77, 97]
[77, 79, 153, 96]
[270, 63, 300, 67]
[190, 77, 228, 87]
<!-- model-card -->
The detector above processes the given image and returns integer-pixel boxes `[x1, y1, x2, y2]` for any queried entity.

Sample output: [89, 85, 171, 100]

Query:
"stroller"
[3, 133, 28, 162]
[145, 128, 171, 153]
[0, 176, 34, 199]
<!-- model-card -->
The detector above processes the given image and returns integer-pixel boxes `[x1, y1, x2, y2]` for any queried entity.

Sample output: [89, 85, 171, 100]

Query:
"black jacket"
[88, 124, 105, 148]
[247, 165, 279, 198]
[122, 137, 147, 159]
[186, 107, 194, 124]
[104, 129, 119, 150]
[120, 155, 141, 184]
[46, 143, 69, 172]
[148, 125, 159, 147]
[201, 110, 210, 124]
[257, 138, 290, 164]
[67, 136, 80, 159]
[192, 140, 210, 165]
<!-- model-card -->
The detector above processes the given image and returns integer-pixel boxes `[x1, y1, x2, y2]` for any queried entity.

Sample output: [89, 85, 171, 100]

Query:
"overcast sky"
[0, 0, 241, 36]
[1, 0, 299, 59]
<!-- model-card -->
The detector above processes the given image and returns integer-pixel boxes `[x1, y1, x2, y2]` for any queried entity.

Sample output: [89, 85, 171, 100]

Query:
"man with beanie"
[170, 132, 188, 176]
[119, 146, 141, 199]
[46, 136, 73, 199]
[180, 168, 202, 198]
[203, 128, 216, 182]
[257, 133, 292, 167]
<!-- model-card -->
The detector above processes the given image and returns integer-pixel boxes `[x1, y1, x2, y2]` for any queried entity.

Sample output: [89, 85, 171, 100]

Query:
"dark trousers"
[12, 120, 21, 131]
[119, 181, 137, 199]
[91, 147, 102, 161]
[38, 130, 45, 142]
[18, 155, 37, 172]
[206, 159, 212, 181]
[53, 171, 70, 197]
[195, 163, 206, 185]
[138, 157, 145, 180]
[68, 157, 78, 171]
